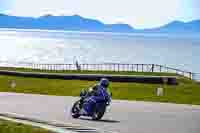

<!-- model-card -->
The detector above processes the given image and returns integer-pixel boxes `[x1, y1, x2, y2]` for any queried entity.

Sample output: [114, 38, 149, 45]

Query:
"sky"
[0, 0, 200, 29]
[0, 0, 8, 12]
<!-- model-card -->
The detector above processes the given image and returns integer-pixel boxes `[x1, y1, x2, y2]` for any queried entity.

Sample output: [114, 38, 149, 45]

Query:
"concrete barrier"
[0, 70, 178, 85]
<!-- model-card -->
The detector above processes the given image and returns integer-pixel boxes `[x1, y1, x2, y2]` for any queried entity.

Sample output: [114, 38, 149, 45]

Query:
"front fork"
[79, 97, 86, 112]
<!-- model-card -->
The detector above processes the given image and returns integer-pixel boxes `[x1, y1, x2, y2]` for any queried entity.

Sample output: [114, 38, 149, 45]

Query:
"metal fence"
[16, 63, 194, 80]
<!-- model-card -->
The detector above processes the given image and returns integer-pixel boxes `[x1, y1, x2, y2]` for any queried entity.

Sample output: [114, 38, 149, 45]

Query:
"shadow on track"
[79, 117, 120, 123]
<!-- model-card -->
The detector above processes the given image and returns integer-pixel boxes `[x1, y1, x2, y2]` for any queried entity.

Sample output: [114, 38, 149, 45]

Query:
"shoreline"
[1, 28, 199, 38]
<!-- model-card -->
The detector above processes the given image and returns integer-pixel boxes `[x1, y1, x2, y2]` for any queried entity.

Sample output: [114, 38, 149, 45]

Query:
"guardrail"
[13, 63, 193, 80]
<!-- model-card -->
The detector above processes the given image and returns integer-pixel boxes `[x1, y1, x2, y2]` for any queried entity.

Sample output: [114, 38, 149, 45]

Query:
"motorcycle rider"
[81, 78, 110, 115]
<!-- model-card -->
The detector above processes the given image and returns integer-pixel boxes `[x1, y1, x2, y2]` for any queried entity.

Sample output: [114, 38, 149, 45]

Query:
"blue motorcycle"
[71, 89, 112, 120]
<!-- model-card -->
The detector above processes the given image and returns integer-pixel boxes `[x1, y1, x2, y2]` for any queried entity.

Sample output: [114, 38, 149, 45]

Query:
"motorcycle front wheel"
[71, 100, 81, 118]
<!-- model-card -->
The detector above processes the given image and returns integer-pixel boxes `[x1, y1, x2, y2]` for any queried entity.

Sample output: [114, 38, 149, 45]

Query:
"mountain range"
[0, 13, 200, 33]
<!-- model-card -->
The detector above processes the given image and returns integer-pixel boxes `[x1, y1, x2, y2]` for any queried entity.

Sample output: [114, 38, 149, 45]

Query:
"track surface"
[0, 92, 200, 133]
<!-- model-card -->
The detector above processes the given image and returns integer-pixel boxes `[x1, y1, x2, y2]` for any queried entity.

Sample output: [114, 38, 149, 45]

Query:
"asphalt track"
[0, 92, 200, 133]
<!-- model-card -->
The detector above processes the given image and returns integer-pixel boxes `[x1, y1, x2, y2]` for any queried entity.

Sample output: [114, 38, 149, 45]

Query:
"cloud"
[0, 0, 14, 13]
[176, 0, 200, 21]
[191, 0, 200, 17]
[0, 0, 7, 11]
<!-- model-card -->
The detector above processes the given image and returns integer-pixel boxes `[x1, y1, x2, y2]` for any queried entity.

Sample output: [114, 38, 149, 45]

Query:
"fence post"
[136, 64, 138, 72]
[152, 64, 154, 72]
[99, 64, 101, 71]
[142, 64, 144, 72]
[131, 64, 134, 72]
[68, 64, 71, 71]
[65, 64, 67, 71]
[189, 72, 192, 80]
[117, 64, 119, 72]
[160, 65, 162, 72]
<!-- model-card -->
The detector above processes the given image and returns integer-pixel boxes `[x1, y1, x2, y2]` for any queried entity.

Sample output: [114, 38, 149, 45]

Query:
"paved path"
[0, 70, 177, 84]
[0, 92, 200, 133]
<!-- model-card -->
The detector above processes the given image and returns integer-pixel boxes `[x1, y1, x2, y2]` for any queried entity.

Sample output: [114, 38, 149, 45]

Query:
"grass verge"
[0, 75, 199, 105]
[0, 119, 54, 133]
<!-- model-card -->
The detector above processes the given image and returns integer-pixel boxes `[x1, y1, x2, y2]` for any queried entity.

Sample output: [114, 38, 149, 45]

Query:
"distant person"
[75, 60, 81, 70]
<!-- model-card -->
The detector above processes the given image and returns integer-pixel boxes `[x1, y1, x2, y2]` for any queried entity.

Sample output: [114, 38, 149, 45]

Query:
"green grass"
[0, 75, 199, 105]
[0, 119, 54, 133]
[0, 67, 177, 76]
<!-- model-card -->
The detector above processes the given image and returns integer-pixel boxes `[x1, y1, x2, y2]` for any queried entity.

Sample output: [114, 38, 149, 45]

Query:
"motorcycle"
[71, 89, 112, 120]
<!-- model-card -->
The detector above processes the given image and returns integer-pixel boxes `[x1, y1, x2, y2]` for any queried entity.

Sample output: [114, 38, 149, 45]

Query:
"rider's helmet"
[99, 78, 109, 88]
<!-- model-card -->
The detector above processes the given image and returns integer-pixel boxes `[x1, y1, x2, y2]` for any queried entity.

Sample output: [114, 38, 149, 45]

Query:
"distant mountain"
[0, 13, 199, 33]
[106, 24, 134, 32]
[143, 20, 200, 33]
[0, 13, 134, 32]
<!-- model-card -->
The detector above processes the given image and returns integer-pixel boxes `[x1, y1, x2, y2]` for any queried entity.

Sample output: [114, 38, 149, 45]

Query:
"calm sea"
[0, 29, 199, 73]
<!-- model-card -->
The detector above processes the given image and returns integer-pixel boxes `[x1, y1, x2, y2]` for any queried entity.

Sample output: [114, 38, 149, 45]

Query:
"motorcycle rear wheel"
[92, 104, 106, 120]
